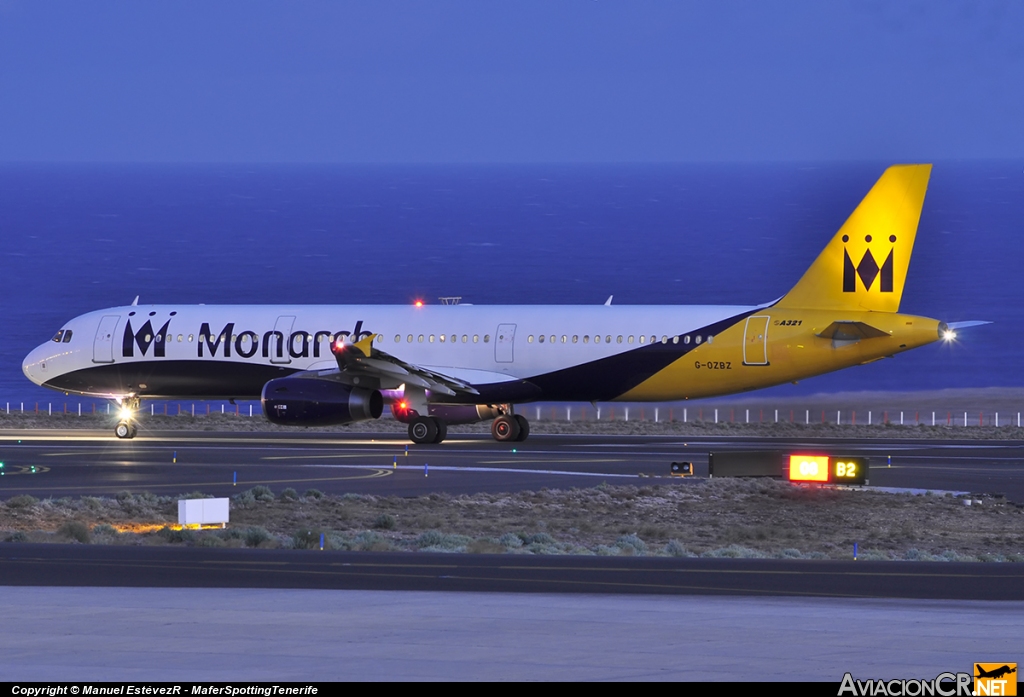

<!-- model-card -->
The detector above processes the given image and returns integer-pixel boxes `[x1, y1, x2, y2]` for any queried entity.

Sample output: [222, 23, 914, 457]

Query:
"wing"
[329, 334, 480, 397]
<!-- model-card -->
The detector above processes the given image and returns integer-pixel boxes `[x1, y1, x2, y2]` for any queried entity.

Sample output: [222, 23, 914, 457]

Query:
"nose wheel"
[114, 420, 138, 439]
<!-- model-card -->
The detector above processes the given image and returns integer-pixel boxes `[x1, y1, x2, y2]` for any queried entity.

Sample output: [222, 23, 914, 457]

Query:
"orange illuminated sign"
[788, 455, 829, 482]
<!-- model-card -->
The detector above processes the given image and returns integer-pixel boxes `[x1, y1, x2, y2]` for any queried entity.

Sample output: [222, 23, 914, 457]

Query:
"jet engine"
[261, 376, 383, 426]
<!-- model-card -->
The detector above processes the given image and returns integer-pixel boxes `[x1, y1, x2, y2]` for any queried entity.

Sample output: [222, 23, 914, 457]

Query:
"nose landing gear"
[114, 397, 140, 439]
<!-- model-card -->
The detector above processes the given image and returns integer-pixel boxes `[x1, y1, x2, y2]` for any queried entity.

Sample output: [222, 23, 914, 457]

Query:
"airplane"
[23, 164, 983, 444]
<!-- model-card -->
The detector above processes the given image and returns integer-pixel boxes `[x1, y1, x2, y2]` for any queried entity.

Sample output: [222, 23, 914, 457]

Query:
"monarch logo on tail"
[843, 235, 896, 293]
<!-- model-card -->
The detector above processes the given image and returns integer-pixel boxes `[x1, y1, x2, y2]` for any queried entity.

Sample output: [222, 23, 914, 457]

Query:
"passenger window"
[440, 334, 446, 343]
[451, 335, 456, 343]
[606, 336, 611, 344]
[429, 335, 435, 343]
[550, 335, 556, 344]
[583, 335, 589, 343]
[662, 336, 668, 344]
[484, 335, 490, 343]
[178, 334, 184, 343]
[189, 334, 194, 342]
[572, 335, 578, 343]
[683, 336, 690, 344]
[696, 335, 702, 344]
[639, 335, 645, 344]
[594, 335, 600, 344]
[528, 335, 534, 343]
[395, 334, 401, 343]
[628, 335, 634, 344]
[707, 335, 713, 344]
[672, 336, 679, 344]
[561, 335, 566, 343]
[418, 334, 424, 343]
[473, 335, 479, 343]
[62, 331, 73, 343]
[617, 336, 623, 344]
[462, 335, 467, 343]
[650, 336, 656, 344]
[539, 335, 545, 343]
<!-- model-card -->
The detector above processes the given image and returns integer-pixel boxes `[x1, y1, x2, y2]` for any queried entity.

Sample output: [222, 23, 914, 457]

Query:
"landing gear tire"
[513, 414, 530, 442]
[491, 414, 521, 442]
[432, 418, 448, 444]
[409, 416, 438, 445]
[115, 421, 135, 439]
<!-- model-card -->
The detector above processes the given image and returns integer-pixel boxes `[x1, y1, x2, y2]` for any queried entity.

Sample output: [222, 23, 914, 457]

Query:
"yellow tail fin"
[776, 164, 932, 312]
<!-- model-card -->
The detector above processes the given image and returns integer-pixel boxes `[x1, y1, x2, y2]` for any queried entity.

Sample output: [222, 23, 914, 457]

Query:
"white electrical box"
[178, 498, 230, 527]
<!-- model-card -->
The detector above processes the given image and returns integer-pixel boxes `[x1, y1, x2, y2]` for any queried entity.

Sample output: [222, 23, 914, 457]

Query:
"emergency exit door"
[742, 315, 770, 366]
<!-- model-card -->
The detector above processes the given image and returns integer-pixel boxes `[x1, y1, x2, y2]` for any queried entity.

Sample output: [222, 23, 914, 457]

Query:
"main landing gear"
[114, 397, 140, 440]
[406, 413, 531, 444]
[408, 416, 448, 445]
[491, 414, 529, 442]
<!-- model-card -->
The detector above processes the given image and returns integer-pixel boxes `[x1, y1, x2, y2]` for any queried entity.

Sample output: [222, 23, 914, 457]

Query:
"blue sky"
[1, 1, 1022, 162]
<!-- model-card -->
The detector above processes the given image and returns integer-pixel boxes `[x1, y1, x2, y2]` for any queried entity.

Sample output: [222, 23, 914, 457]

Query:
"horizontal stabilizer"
[947, 321, 992, 330]
[816, 321, 890, 341]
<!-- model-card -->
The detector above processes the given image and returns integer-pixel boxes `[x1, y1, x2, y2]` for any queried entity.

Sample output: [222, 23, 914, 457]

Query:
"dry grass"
[2, 480, 1023, 561]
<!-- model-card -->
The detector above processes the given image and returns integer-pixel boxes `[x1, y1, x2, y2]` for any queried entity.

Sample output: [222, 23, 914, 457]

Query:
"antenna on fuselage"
[604, 295, 613, 306]
[131, 296, 139, 306]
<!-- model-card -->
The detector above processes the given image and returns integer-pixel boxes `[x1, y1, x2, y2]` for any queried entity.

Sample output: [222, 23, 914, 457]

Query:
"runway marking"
[0, 464, 50, 476]
[303, 463, 639, 478]
[0, 469, 393, 493]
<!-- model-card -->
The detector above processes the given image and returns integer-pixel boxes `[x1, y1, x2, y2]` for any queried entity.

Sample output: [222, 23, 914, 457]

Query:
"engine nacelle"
[262, 377, 383, 426]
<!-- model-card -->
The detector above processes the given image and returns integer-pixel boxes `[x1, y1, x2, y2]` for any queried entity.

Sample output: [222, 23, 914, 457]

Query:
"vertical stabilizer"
[775, 164, 931, 312]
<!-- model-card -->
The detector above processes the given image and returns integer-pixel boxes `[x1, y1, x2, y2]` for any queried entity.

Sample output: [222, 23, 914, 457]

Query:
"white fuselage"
[23, 303, 756, 403]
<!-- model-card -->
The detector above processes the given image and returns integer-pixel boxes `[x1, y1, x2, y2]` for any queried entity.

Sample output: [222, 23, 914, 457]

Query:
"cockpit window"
[62, 330, 73, 343]
[52, 330, 65, 342]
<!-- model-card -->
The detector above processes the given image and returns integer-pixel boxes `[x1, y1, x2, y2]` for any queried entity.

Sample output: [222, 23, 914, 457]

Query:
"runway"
[1, 429, 1024, 501]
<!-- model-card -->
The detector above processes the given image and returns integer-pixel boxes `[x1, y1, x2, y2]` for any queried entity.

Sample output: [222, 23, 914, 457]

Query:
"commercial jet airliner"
[23, 164, 979, 444]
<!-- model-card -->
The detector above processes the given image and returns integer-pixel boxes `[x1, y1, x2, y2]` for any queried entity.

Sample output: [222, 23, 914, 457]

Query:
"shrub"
[280, 488, 299, 501]
[92, 524, 119, 537]
[58, 520, 91, 544]
[616, 534, 647, 555]
[372, 513, 396, 530]
[303, 489, 325, 500]
[498, 533, 524, 549]
[6, 495, 38, 509]
[249, 485, 275, 502]
[414, 530, 470, 552]
[243, 526, 271, 548]
[663, 539, 693, 557]
[157, 526, 196, 544]
[3, 531, 28, 543]
[177, 491, 212, 500]
[293, 529, 323, 549]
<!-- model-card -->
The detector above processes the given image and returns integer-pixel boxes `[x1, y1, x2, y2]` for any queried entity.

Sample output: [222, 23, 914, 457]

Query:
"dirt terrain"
[3, 480, 1022, 561]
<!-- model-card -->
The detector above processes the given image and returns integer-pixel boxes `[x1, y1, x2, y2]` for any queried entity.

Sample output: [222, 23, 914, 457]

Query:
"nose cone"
[23, 344, 51, 387]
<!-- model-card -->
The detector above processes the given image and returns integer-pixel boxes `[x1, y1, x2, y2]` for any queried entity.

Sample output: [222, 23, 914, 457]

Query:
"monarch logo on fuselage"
[120, 317, 371, 360]
[843, 233, 895, 293]
[122, 319, 171, 358]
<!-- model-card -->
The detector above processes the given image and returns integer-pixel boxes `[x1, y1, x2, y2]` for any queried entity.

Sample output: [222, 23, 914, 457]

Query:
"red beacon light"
[414, 300, 424, 308]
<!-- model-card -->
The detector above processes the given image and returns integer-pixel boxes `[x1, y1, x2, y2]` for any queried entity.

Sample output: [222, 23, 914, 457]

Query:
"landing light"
[118, 406, 134, 420]
[943, 330, 957, 341]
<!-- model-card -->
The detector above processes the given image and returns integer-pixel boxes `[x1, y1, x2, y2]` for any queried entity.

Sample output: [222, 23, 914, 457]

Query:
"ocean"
[1, 161, 1021, 407]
